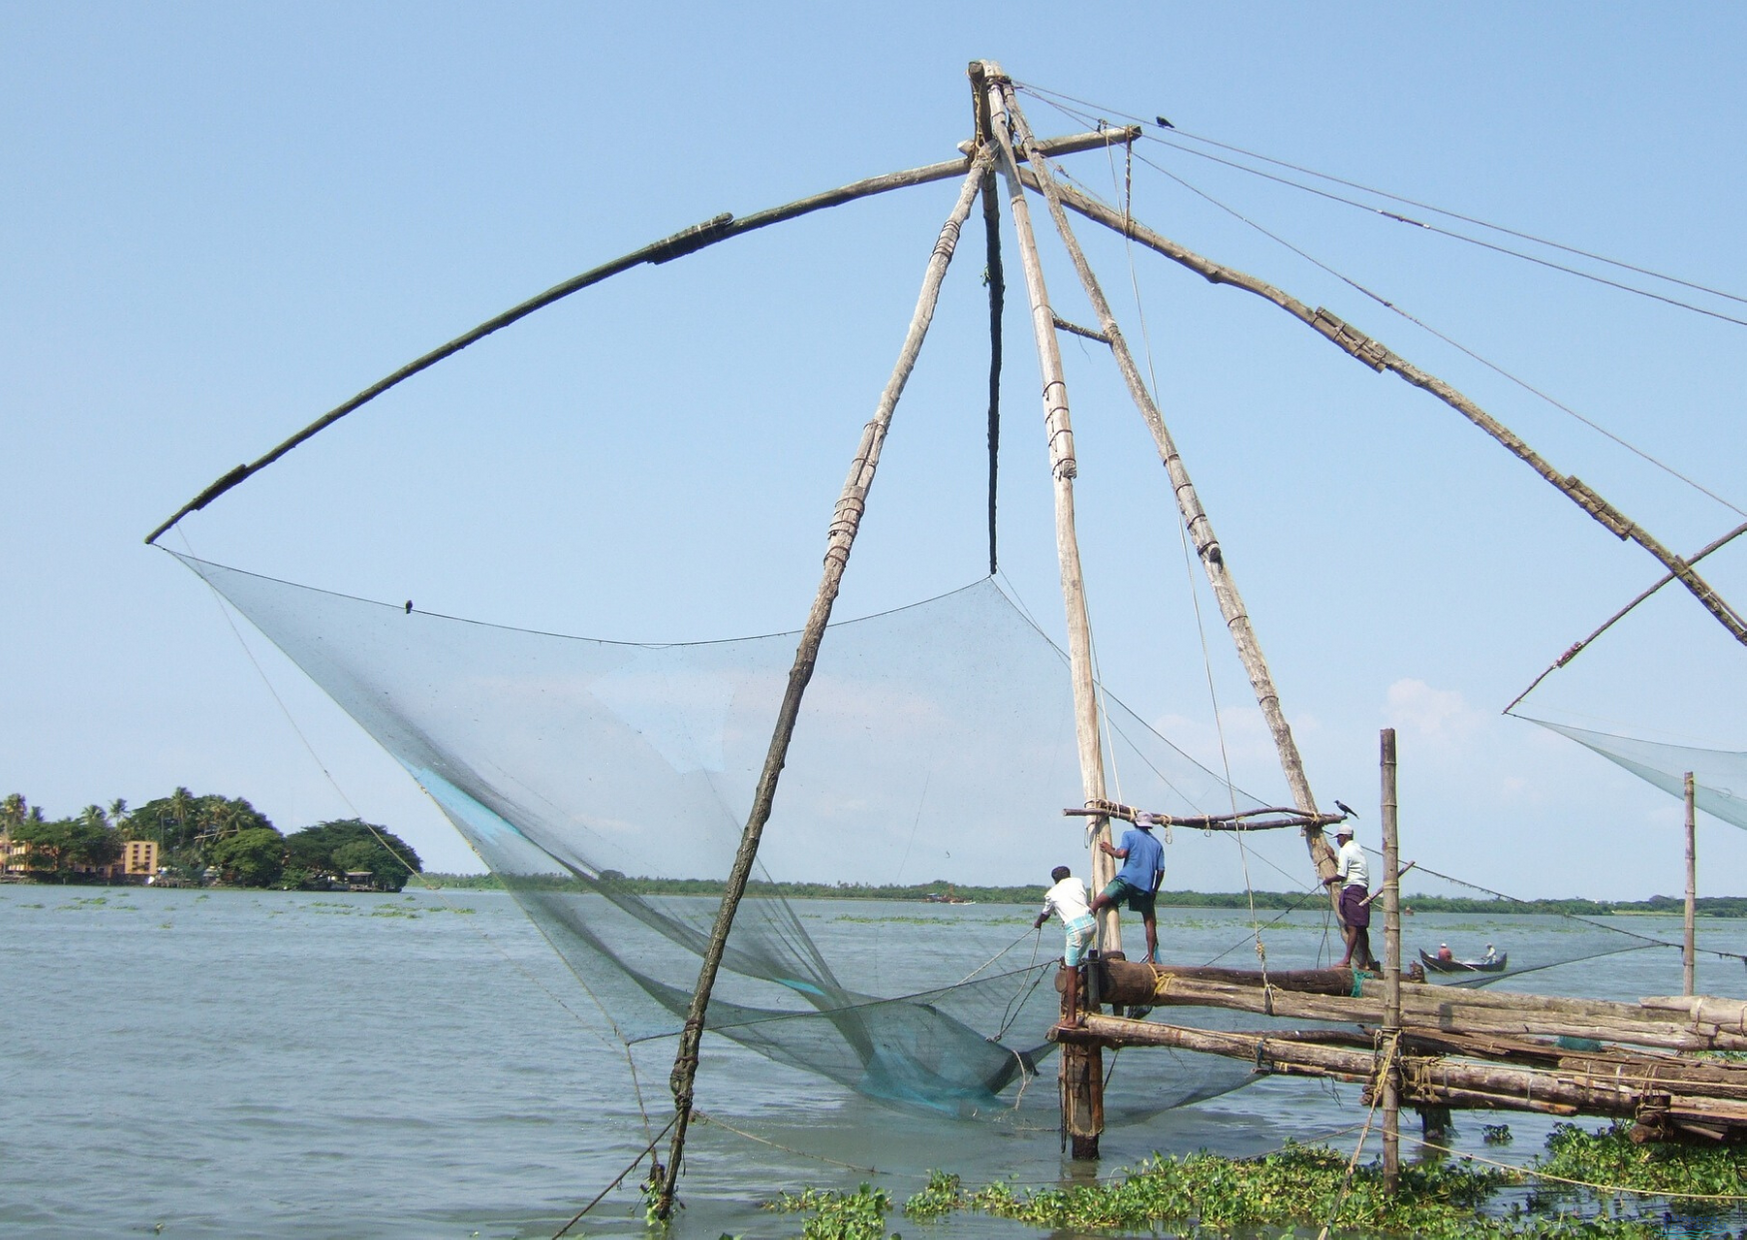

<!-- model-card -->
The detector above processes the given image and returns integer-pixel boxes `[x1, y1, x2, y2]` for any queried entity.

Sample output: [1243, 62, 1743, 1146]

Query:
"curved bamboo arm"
[144, 129, 1131, 546]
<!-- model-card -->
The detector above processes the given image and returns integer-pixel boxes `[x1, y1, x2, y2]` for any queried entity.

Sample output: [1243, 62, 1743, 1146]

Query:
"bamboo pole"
[1686, 770, 1697, 997]
[143, 127, 1128, 546]
[1003, 101, 1340, 898]
[1505, 520, 1747, 713]
[653, 155, 992, 1219]
[975, 62, 1118, 956]
[1027, 172, 1747, 652]
[1380, 728, 1401, 1193]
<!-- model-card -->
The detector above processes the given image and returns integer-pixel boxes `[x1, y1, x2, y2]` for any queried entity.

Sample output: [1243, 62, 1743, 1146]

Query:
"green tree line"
[419, 871, 1747, 915]
[1, 791, 421, 890]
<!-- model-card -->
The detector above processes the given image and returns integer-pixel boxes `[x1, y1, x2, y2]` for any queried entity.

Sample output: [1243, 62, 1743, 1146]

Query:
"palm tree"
[165, 786, 196, 852]
[80, 804, 109, 831]
[109, 798, 130, 836]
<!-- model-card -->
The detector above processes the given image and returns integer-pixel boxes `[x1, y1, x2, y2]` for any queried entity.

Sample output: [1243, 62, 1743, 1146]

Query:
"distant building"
[0, 834, 28, 878]
[122, 839, 158, 878]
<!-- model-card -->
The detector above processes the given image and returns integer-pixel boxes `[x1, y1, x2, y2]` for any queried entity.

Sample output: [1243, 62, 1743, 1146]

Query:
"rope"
[550, 1113, 678, 1239]
[1314, 1030, 1398, 1240]
[1414, 1136, 1747, 1204]
[693, 1110, 878, 1174]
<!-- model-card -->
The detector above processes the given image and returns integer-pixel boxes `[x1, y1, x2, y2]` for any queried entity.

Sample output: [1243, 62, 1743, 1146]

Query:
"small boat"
[924, 885, 974, 905]
[1420, 948, 1508, 974]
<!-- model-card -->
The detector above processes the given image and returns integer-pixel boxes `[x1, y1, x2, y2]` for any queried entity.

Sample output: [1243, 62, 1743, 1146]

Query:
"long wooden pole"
[1005, 100, 1339, 894]
[975, 62, 1117, 951]
[654, 155, 991, 1218]
[1028, 172, 1747, 652]
[143, 128, 1127, 546]
[1685, 770, 1697, 997]
[1380, 728, 1401, 1193]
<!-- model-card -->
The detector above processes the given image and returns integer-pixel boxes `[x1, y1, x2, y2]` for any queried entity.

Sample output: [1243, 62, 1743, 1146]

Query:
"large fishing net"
[175, 553, 1284, 1121]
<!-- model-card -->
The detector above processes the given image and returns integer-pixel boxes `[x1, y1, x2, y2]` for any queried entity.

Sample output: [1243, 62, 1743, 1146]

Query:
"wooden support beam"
[655, 154, 993, 1219]
[1005, 96, 1339, 899]
[1083, 959, 1359, 1006]
[976, 61, 1117, 964]
[1380, 728, 1401, 1193]
[1686, 770, 1698, 997]
[1029, 170, 1747, 653]
[1070, 1014, 1747, 1131]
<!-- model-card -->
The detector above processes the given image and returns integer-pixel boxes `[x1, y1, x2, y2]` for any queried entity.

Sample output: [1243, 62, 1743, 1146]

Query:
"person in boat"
[1088, 812, 1166, 964]
[1436, 942, 1455, 962]
[1327, 824, 1378, 972]
[1482, 942, 1498, 965]
[1035, 865, 1095, 1023]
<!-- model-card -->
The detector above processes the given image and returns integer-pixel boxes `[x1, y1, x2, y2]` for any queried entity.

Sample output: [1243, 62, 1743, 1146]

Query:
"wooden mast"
[1001, 90, 1339, 890]
[975, 61, 1119, 953]
[653, 153, 992, 1218]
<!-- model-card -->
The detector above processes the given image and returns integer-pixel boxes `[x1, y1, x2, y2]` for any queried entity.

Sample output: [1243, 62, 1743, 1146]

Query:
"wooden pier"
[1049, 734, 1747, 1158]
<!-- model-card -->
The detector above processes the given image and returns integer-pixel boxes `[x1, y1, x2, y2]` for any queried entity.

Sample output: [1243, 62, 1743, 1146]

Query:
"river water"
[4, 884, 1743, 1238]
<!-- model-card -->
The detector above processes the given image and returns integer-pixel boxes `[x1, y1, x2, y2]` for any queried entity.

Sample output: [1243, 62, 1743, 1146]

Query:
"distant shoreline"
[411, 873, 1747, 917]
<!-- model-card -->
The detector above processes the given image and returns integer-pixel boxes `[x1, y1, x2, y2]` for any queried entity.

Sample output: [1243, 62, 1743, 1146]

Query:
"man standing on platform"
[1088, 812, 1166, 963]
[1328, 824, 1378, 972]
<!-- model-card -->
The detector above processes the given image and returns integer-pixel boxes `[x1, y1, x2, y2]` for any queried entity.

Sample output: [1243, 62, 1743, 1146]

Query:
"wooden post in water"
[975, 57, 1109, 1160]
[1685, 770, 1697, 997]
[1380, 728, 1401, 1193]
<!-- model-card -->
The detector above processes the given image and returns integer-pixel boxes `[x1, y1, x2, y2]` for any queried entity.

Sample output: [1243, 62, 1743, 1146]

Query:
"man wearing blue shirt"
[1088, 812, 1166, 963]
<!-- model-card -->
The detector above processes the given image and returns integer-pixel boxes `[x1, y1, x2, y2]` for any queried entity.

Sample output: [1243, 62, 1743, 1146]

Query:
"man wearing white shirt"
[1326, 825, 1377, 972]
[1035, 865, 1096, 1023]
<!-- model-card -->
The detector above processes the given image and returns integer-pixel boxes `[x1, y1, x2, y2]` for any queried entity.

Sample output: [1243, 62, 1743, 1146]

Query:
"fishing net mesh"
[176, 553, 1277, 1120]
[1528, 718, 1747, 831]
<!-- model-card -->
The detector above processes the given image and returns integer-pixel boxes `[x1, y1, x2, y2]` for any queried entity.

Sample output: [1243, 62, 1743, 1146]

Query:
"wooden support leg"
[1417, 1104, 1453, 1142]
[1061, 1041, 1103, 1159]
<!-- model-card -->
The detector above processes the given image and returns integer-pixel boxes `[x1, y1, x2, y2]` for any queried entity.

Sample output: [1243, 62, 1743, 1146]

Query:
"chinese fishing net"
[174, 552, 1287, 1122]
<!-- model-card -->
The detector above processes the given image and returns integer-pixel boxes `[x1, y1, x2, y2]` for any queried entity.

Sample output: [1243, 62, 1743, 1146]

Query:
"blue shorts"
[1062, 913, 1097, 966]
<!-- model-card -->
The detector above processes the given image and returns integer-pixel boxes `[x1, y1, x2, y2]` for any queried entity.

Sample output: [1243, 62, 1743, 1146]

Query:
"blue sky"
[6, 4, 1747, 897]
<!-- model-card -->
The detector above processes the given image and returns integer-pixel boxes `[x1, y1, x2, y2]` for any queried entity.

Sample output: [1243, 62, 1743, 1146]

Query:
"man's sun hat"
[1334, 823, 1354, 837]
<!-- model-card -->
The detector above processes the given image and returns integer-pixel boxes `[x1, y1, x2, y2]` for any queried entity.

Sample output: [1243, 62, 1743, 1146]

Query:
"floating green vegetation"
[370, 905, 419, 918]
[767, 1184, 893, 1240]
[771, 1143, 1682, 1238]
[1535, 1122, 1747, 1204]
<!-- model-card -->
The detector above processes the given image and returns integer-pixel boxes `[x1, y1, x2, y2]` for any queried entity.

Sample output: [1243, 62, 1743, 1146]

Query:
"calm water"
[4, 884, 1742, 1238]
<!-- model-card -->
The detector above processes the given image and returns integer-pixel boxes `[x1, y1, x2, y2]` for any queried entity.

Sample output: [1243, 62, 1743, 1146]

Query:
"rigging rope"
[1022, 85, 1747, 521]
[1013, 79, 1747, 313]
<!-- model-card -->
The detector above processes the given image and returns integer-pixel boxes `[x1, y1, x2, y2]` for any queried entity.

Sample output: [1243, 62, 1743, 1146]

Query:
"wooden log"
[1001, 82, 1339, 896]
[1087, 959, 1359, 1006]
[1076, 1015, 1747, 1131]
[1027, 169, 1747, 653]
[1153, 974, 1747, 1052]
[975, 60, 1118, 956]
[145, 125, 1131, 546]
[655, 155, 993, 1219]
